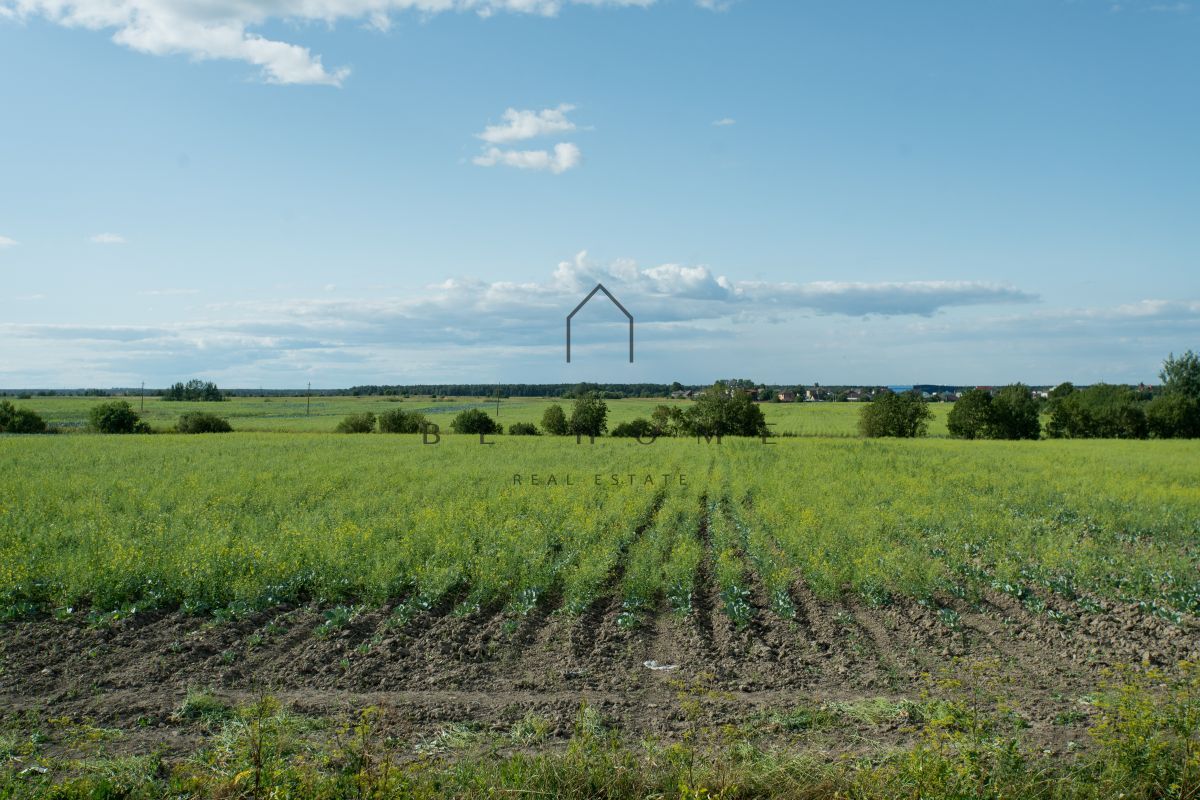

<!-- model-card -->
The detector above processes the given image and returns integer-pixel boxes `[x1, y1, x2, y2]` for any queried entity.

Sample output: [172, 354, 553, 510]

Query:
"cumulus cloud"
[0, 235, 17, 248]
[712, 117, 736, 126]
[90, 232, 126, 244]
[473, 142, 582, 173]
[478, 104, 577, 143]
[0, 0, 664, 86]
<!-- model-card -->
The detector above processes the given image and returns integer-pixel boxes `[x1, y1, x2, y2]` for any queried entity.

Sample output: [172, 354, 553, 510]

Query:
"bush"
[1146, 393, 1200, 439]
[335, 413, 376, 433]
[89, 401, 151, 434]
[508, 422, 540, 436]
[679, 382, 768, 438]
[378, 409, 427, 434]
[611, 418, 655, 438]
[0, 400, 48, 434]
[541, 404, 569, 436]
[858, 391, 932, 438]
[1046, 384, 1147, 439]
[947, 389, 993, 439]
[176, 412, 233, 433]
[450, 408, 501, 435]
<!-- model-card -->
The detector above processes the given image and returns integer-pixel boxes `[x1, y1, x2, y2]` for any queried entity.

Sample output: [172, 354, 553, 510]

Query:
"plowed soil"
[4, 549, 1197, 763]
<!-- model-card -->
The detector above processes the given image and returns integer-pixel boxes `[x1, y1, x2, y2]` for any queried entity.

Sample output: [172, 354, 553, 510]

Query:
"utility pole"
[140, 382, 144, 412]
[495, 383, 501, 418]
[307, 382, 311, 416]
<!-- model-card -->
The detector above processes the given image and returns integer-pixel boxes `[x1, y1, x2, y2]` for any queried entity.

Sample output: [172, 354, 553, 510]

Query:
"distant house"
[777, 391, 796, 403]
[670, 390, 695, 400]
[845, 390, 863, 402]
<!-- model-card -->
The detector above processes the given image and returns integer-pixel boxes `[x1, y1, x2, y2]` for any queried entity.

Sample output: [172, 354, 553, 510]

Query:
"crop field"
[1, 420, 1199, 796]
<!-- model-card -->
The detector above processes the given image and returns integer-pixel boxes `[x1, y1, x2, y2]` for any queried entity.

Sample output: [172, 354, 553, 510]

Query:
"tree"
[569, 394, 608, 438]
[1146, 394, 1200, 439]
[450, 408, 501, 435]
[1151, 351, 1200, 438]
[947, 389, 993, 440]
[163, 379, 225, 402]
[988, 383, 1042, 440]
[611, 418, 655, 438]
[857, 391, 932, 438]
[650, 404, 685, 437]
[508, 422, 540, 435]
[0, 401, 48, 434]
[176, 412, 233, 433]
[1160, 350, 1200, 400]
[378, 409, 427, 434]
[89, 401, 151, 434]
[541, 404, 569, 436]
[680, 382, 768, 438]
[1046, 384, 1147, 439]
[335, 412, 377, 433]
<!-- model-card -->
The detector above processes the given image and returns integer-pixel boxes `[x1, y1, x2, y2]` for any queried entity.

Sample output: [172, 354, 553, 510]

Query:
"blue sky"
[1, 0, 1197, 388]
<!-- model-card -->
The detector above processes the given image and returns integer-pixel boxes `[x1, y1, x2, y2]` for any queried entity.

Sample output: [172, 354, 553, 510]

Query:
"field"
[1, 402, 1199, 797]
[6, 393, 954, 436]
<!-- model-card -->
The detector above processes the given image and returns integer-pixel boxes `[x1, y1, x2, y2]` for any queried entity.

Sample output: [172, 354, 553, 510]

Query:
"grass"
[3, 393, 954, 436]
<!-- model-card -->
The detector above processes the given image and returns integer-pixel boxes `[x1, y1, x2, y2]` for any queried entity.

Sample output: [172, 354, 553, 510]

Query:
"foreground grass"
[3, 662, 1198, 799]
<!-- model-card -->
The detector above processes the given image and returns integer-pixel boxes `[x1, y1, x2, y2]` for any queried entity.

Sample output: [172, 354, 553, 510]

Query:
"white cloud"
[0, 236, 17, 248]
[712, 117, 736, 126]
[90, 232, 126, 244]
[473, 142, 582, 173]
[138, 288, 198, 296]
[478, 104, 577, 144]
[1, 0, 662, 86]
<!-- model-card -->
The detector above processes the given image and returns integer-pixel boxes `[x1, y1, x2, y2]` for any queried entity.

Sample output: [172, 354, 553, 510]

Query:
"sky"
[1, 0, 1197, 389]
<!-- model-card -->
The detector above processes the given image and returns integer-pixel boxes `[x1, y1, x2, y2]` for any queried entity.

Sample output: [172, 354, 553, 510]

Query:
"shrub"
[176, 412, 233, 433]
[450, 409, 501, 435]
[541, 404, 569, 436]
[611, 418, 655, 438]
[89, 401, 152, 434]
[1146, 393, 1200, 439]
[0, 401, 48, 434]
[858, 391, 932, 438]
[378, 409, 427, 434]
[508, 422, 540, 436]
[679, 382, 768, 438]
[947, 389, 993, 439]
[335, 413, 376, 433]
[1046, 384, 1147, 439]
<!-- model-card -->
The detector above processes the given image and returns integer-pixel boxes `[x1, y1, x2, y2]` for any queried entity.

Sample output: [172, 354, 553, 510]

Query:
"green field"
[7, 394, 953, 436]
[2, 420, 1199, 799]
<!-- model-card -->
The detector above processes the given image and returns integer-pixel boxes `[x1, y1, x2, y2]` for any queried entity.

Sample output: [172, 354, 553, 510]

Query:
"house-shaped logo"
[566, 283, 634, 363]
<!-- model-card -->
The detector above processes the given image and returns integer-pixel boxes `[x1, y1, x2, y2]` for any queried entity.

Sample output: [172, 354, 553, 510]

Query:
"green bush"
[89, 401, 151, 434]
[1046, 384, 1147, 439]
[378, 409, 427, 434]
[947, 389, 993, 439]
[540, 404, 568, 435]
[988, 383, 1042, 439]
[450, 409, 501, 435]
[1146, 393, 1200, 439]
[335, 413, 376, 433]
[679, 382, 768, 438]
[858, 391, 932, 438]
[611, 418, 655, 438]
[0, 401, 48, 434]
[508, 422, 540, 435]
[176, 412, 233, 433]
